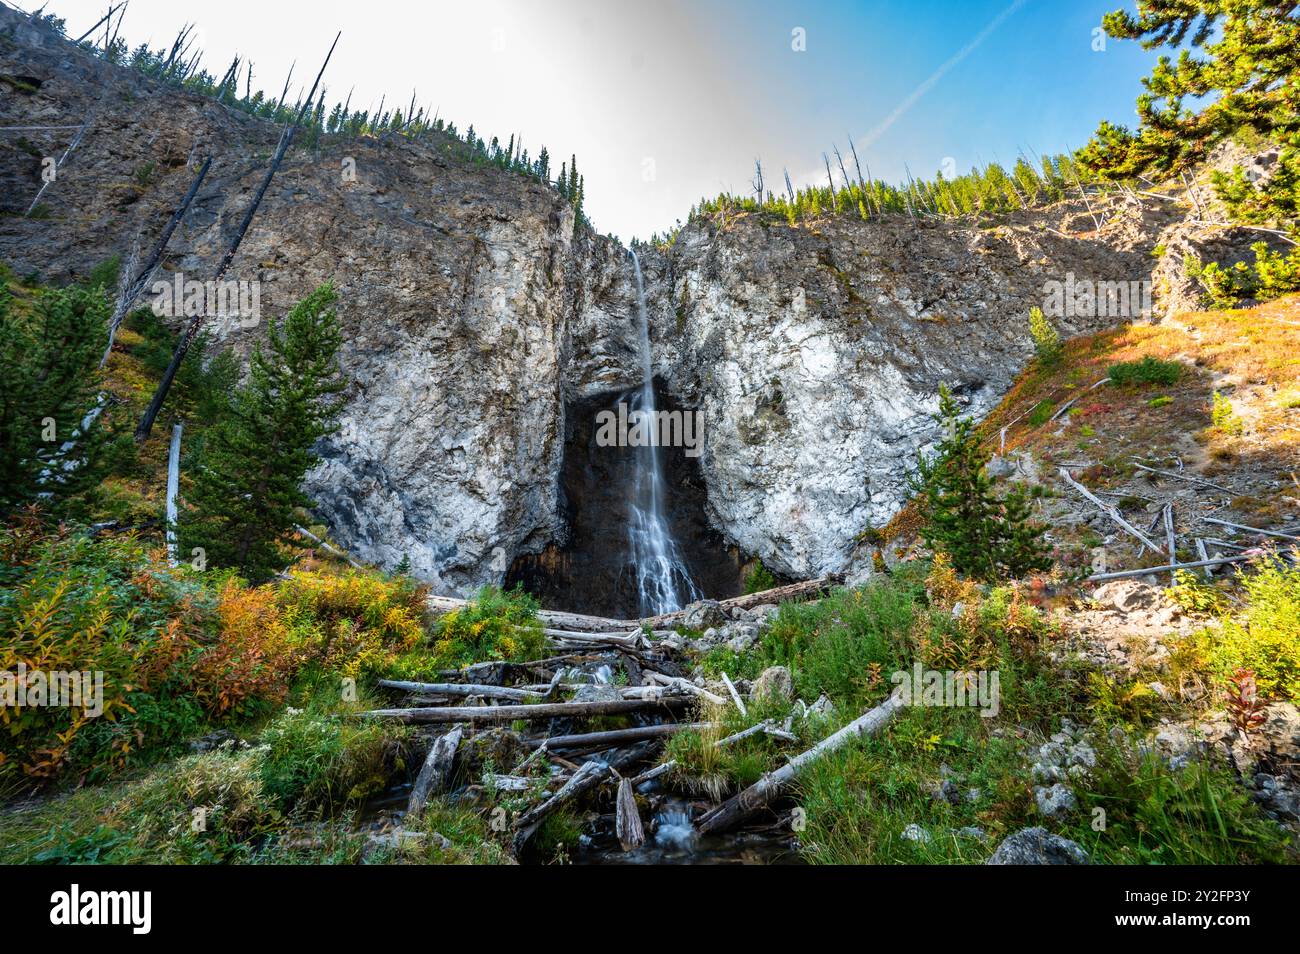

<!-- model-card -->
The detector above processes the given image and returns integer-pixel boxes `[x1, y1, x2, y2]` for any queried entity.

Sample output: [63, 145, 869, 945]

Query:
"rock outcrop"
[0, 8, 1176, 599]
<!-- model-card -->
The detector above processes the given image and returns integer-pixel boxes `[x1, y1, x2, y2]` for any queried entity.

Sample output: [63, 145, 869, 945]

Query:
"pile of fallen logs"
[357, 575, 878, 858]
[1059, 464, 1300, 583]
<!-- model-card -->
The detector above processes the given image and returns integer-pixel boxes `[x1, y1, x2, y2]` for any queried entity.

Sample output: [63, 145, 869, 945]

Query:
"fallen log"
[1132, 462, 1231, 493]
[628, 761, 675, 787]
[426, 596, 633, 633]
[485, 774, 533, 792]
[1195, 539, 1214, 579]
[696, 693, 904, 835]
[721, 671, 747, 717]
[1203, 517, 1300, 543]
[362, 697, 693, 725]
[645, 671, 726, 706]
[407, 725, 462, 816]
[616, 776, 645, 851]
[378, 679, 540, 702]
[1086, 553, 1257, 582]
[1059, 467, 1163, 554]
[513, 760, 608, 852]
[643, 574, 842, 627]
[425, 574, 841, 633]
[531, 722, 716, 751]
[1163, 503, 1177, 564]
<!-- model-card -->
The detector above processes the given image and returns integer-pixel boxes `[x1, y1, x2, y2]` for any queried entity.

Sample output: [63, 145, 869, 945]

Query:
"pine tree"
[0, 278, 110, 513]
[909, 385, 1053, 581]
[180, 284, 346, 582]
[1079, 1, 1300, 231]
[1029, 306, 1062, 365]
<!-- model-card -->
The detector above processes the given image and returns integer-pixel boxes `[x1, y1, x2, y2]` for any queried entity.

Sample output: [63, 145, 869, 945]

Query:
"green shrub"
[0, 515, 217, 779]
[258, 709, 403, 814]
[743, 559, 777, 595]
[1107, 356, 1183, 387]
[1211, 390, 1244, 435]
[1027, 400, 1055, 427]
[1186, 242, 1300, 309]
[1173, 558, 1300, 701]
[420, 585, 545, 671]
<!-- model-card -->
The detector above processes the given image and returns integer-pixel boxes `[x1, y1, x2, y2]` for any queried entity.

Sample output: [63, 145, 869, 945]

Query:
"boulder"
[1034, 783, 1077, 818]
[752, 666, 794, 703]
[986, 827, 1089, 865]
[683, 600, 726, 630]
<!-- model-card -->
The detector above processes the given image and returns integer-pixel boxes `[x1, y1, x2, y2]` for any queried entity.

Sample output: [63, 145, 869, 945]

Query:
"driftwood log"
[1059, 467, 1163, 554]
[696, 693, 904, 835]
[512, 760, 608, 852]
[1086, 552, 1258, 582]
[1203, 517, 1300, 543]
[407, 725, 462, 816]
[616, 776, 645, 851]
[362, 697, 693, 725]
[378, 679, 541, 702]
[531, 722, 715, 751]
[426, 574, 841, 633]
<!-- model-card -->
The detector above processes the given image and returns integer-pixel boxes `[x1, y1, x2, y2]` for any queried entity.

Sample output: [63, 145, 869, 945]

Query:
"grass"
[680, 555, 1297, 865]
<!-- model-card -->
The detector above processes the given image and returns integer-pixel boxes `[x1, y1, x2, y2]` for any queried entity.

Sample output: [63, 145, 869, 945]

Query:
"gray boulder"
[1034, 783, 1077, 818]
[683, 600, 726, 630]
[986, 827, 1089, 865]
[752, 666, 794, 703]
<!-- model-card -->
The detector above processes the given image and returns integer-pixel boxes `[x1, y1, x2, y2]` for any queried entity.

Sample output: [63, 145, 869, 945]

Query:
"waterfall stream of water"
[626, 250, 699, 616]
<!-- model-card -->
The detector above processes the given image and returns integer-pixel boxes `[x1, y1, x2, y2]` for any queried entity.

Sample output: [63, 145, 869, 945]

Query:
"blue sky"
[42, 0, 1159, 241]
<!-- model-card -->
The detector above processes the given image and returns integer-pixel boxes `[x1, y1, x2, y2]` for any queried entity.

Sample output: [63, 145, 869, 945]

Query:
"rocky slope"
[2, 7, 1233, 601]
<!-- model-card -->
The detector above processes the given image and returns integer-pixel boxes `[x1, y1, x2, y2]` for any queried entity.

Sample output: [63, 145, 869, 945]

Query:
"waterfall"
[626, 250, 699, 616]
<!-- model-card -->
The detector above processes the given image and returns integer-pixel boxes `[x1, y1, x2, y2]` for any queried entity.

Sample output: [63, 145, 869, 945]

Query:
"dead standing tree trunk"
[134, 33, 340, 442]
[101, 155, 212, 367]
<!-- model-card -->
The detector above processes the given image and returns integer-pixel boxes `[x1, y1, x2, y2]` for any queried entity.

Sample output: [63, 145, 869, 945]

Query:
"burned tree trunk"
[135, 33, 340, 442]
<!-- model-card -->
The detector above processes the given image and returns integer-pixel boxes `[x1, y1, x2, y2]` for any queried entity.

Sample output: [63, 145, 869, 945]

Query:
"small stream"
[573, 793, 801, 865]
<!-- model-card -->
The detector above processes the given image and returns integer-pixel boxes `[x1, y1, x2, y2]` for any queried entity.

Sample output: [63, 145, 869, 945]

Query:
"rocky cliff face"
[635, 207, 1164, 579]
[1, 8, 1179, 601]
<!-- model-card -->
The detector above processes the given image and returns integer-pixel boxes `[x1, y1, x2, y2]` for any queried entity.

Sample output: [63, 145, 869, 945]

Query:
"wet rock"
[752, 666, 794, 703]
[986, 827, 1090, 865]
[570, 684, 623, 704]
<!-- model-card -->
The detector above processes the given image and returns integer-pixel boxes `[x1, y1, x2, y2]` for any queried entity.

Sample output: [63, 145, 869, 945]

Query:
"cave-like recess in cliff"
[505, 383, 744, 619]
